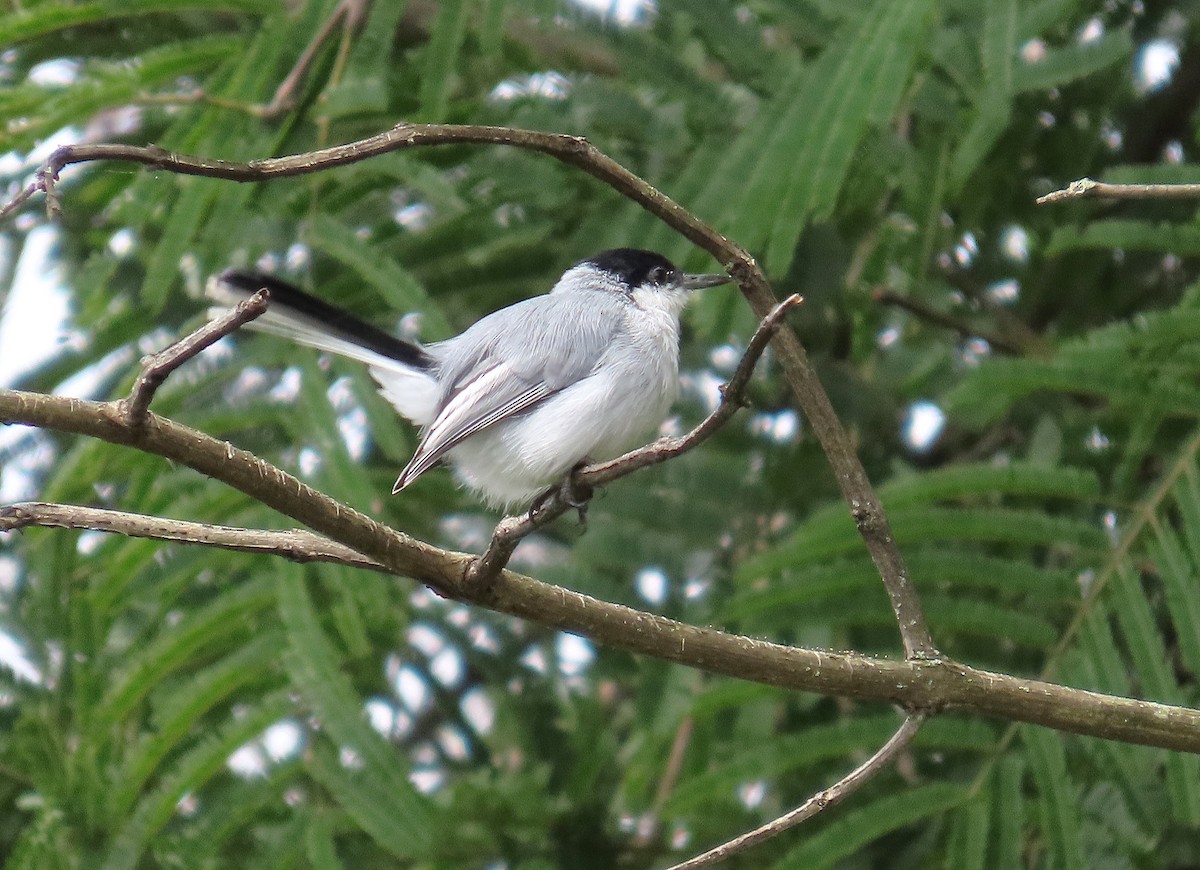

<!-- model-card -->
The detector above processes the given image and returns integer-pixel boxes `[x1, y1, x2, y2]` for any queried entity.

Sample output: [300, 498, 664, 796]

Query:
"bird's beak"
[681, 272, 733, 290]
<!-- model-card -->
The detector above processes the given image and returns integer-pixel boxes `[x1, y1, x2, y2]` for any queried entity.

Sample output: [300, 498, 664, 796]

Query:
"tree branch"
[123, 289, 269, 427]
[5, 386, 1200, 753]
[0, 123, 936, 659]
[665, 714, 925, 869]
[253, 0, 372, 120]
[1037, 177, 1200, 204]
[466, 294, 802, 584]
[0, 502, 384, 571]
[873, 288, 1025, 356]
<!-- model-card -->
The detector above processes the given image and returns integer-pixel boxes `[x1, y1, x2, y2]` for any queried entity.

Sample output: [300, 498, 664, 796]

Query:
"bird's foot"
[562, 464, 594, 526]
[527, 463, 594, 526]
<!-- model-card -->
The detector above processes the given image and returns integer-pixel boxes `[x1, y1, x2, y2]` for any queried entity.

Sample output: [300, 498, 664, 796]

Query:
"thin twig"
[873, 288, 1025, 356]
[633, 716, 696, 849]
[1037, 177, 1200, 205]
[664, 714, 925, 869]
[0, 502, 383, 571]
[581, 295, 802, 485]
[465, 294, 802, 584]
[254, 0, 372, 119]
[122, 289, 270, 427]
[656, 717, 696, 809]
[29, 2, 373, 123]
[6, 387, 1200, 753]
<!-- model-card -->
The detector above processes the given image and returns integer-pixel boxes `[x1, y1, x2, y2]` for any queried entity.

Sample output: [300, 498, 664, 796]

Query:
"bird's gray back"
[431, 290, 628, 398]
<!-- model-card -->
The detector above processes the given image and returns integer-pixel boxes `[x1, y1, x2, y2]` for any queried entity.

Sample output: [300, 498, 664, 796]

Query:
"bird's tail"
[206, 270, 440, 425]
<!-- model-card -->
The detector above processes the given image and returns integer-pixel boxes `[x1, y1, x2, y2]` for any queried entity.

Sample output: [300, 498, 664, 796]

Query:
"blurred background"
[2, 0, 1200, 866]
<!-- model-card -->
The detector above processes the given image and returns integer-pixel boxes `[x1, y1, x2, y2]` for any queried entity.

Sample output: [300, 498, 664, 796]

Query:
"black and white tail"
[206, 270, 441, 426]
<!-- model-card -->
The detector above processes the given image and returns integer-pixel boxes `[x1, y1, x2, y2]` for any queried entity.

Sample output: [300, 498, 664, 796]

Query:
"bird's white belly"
[447, 361, 677, 507]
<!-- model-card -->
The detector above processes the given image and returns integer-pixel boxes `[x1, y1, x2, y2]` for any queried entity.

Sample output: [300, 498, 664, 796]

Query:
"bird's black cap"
[581, 248, 679, 288]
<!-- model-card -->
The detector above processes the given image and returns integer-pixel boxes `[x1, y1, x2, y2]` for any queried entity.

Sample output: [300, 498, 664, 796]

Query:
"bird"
[208, 249, 732, 508]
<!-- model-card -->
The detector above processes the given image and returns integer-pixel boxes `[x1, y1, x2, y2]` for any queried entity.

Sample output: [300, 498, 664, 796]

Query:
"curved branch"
[0, 123, 936, 658]
[4, 387, 1200, 753]
[666, 714, 925, 869]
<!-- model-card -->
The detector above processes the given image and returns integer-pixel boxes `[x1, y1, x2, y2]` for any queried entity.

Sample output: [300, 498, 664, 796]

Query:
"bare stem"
[1037, 177, 1200, 205]
[122, 289, 269, 427]
[873, 288, 1025, 356]
[0, 502, 383, 571]
[254, 0, 372, 119]
[665, 714, 925, 869]
[465, 294, 802, 584]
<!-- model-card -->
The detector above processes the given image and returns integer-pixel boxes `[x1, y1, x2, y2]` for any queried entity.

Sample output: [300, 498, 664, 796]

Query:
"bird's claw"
[526, 464, 594, 526]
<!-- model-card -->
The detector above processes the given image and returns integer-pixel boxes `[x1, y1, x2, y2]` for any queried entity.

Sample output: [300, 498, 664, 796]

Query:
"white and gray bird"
[209, 249, 732, 507]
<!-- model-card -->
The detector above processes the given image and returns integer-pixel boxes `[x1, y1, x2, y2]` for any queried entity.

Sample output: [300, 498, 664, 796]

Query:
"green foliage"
[3, 0, 1200, 867]
[276, 565, 437, 859]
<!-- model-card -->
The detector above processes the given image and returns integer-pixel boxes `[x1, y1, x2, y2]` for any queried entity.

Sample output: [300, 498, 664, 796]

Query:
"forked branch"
[4, 386, 1200, 755]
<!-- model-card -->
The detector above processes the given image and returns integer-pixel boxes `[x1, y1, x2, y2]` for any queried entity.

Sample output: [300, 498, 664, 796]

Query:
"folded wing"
[394, 291, 625, 491]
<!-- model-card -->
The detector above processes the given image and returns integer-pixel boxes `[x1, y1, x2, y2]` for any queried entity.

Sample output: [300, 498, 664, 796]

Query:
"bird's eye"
[648, 266, 669, 285]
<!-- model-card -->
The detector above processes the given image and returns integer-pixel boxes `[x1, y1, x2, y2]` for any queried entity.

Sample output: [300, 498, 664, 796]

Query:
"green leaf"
[301, 214, 449, 335]
[742, 505, 1104, 576]
[1109, 563, 1200, 824]
[0, 0, 268, 45]
[990, 755, 1025, 870]
[949, 0, 1017, 191]
[925, 594, 1059, 648]
[1147, 519, 1200, 677]
[141, 178, 218, 311]
[91, 578, 277, 732]
[1047, 220, 1200, 257]
[763, 0, 935, 272]
[945, 791, 990, 870]
[1013, 29, 1132, 93]
[906, 550, 1077, 600]
[948, 358, 1200, 426]
[304, 809, 344, 870]
[275, 566, 437, 859]
[1109, 564, 1182, 703]
[321, 0, 406, 119]
[0, 37, 239, 151]
[667, 714, 916, 814]
[1102, 164, 1200, 185]
[418, 0, 469, 120]
[102, 692, 295, 870]
[1023, 726, 1084, 870]
[109, 630, 283, 819]
[880, 462, 1100, 506]
[1075, 601, 1131, 697]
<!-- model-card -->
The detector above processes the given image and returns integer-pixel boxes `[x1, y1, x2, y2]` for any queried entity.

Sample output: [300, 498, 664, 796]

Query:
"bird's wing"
[393, 293, 624, 490]
[394, 362, 552, 489]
